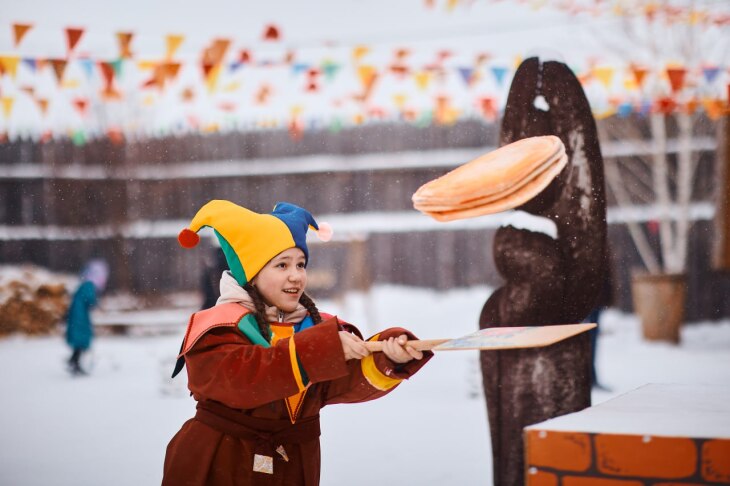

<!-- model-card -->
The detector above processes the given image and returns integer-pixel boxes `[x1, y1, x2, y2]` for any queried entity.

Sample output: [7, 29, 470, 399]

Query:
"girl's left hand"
[382, 335, 424, 364]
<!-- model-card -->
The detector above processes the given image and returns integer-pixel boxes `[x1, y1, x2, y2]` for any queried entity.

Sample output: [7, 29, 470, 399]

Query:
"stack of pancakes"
[412, 135, 567, 222]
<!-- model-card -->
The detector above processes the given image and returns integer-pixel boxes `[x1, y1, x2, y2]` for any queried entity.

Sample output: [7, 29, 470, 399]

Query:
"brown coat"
[163, 304, 432, 485]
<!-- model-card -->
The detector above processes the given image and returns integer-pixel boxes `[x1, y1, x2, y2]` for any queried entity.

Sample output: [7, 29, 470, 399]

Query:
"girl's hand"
[339, 331, 370, 361]
[382, 335, 423, 364]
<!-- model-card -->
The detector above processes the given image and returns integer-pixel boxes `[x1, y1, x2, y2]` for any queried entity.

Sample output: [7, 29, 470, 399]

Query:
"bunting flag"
[204, 64, 222, 93]
[98, 61, 120, 99]
[255, 84, 272, 104]
[165, 34, 185, 60]
[593, 66, 615, 89]
[20, 86, 34, 97]
[35, 97, 49, 116]
[631, 64, 649, 90]
[356, 65, 378, 102]
[222, 81, 242, 93]
[13, 23, 33, 48]
[490, 66, 508, 87]
[239, 49, 252, 64]
[65, 27, 85, 54]
[702, 65, 721, 84]
[458, 67, 474, 87]
[79, 58, 95, 80]
[116, 32, 134, 59]
[203, 38, 231, 66]
[48, 59, 68, 84]
[181, 87, 195, 102]
[22, 58, 37, 72]
[262, 24, 281, 41]
[73, 97, 89, 116]
[352, 46, 370, 63]
[393, 93, 407, 110]
[0, 56, 20, 79]
[414, 71, 432, 91]
[477, 96, 497, 121]
[321, 60, 340, 82]
[111, 58, 124, 77]
[666, 66, 687, 93]
[1, 97, 14, 119]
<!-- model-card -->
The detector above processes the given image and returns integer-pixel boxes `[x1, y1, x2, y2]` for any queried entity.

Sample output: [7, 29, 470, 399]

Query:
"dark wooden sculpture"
[479, 57, 607, 485]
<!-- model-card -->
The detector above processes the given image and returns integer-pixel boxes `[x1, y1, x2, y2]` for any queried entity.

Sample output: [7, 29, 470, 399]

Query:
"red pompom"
[178, 228, 200, 248]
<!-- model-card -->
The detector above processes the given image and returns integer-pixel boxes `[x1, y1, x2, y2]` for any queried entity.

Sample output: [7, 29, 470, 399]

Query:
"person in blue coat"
[66, 259, 109, 375]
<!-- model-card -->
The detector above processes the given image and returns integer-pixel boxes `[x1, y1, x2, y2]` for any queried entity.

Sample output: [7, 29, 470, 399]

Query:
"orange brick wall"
[525, 429, 730, 485]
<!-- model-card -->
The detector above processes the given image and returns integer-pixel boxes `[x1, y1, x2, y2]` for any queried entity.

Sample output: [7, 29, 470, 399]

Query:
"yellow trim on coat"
[361, 333, 403, 391]
[288, 336, 306, 392]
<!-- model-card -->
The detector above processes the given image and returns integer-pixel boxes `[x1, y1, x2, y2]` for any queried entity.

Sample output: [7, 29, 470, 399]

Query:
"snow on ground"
[1, 285, 729, 486]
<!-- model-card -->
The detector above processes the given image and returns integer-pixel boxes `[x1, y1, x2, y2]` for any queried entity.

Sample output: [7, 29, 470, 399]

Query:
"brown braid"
[242, 282, 271, 341]
[298, 292, 322, 324]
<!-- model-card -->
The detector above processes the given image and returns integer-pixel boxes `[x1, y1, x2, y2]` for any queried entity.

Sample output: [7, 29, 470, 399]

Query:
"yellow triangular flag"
[393, 93, 407, 109]
[352, 45, 370, 63]
[165, 34, 185, 59]
[137, 60, 157, 71]
[592, 66, 615, 89]
[2, 97, 15, 119]
[414, 71, 432, 91]
[0, 56, 21, 79]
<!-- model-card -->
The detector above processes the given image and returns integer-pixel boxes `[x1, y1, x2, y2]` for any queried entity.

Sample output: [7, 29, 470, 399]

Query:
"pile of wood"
[0, 267, 71, 336]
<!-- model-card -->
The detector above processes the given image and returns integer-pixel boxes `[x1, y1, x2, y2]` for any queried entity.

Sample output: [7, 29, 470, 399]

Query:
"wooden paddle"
[363, 323, 596, 352]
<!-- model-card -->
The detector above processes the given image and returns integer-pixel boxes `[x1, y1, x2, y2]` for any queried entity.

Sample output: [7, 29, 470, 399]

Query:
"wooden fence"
[1, 117, 728, 321]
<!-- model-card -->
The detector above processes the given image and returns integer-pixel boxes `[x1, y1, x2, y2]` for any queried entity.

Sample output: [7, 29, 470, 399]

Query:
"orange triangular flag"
[631, 65, 649, 89]
[36, 98, 49, 116]
[20, 86, 34, 97]
[181, 87, 195, 102]
[49, 59, 68, 84]
[165, 34, 185, 59]
[255, 84, 272, 104]
[116, 32, 134, 59]
[66, 27, 85, 53]
[357, 65, 377, 91]
[1, 97, 15, 119]
[13, 23, 33, 48]
[666, 66, 687, 93]
[205, 64, 222, 93]
[203, 38, 231, 66]
[163, 62, 181, 82]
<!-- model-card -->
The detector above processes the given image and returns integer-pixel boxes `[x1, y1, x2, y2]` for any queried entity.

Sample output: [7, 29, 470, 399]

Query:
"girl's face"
[252, 247, 307, 312]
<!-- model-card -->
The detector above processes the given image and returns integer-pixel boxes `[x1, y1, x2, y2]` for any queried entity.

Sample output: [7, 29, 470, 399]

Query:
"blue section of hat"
[270, 202, 318, 264]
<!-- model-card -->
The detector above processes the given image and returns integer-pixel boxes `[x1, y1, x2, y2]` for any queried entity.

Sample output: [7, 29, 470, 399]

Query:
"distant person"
[65, 259, 109, 376]
[200, 247, 228, 310]
[163, 200, 432, 485]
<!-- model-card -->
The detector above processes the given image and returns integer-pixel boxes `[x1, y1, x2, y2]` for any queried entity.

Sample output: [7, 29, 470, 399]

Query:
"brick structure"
[525, 384, 730, 485]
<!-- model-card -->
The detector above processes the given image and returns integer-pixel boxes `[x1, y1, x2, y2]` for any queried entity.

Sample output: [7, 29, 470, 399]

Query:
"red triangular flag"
[73, 97, 89, 116]
[263, 24, 280, 41]
[13, 23, 33, 48]
[666, 67, 687, 93]
[65, 27, 85, 53]
[98, 62, 116, 90]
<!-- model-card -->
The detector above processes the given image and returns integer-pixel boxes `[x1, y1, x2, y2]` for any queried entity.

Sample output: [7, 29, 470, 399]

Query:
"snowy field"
[1, 285, 730, 486]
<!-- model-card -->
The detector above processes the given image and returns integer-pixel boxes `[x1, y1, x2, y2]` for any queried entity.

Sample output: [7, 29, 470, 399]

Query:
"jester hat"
[178, 200, 332, 286]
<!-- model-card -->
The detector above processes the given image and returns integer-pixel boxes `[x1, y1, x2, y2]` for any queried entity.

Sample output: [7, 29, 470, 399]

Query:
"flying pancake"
[412, 136, 567, 222]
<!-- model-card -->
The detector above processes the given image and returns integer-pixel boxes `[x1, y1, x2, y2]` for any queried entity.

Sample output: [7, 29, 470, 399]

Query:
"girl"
[163, 200, 432, 485]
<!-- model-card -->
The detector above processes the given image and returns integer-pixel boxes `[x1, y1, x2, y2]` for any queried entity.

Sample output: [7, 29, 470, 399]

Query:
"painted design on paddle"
[437, 326, 530, 349]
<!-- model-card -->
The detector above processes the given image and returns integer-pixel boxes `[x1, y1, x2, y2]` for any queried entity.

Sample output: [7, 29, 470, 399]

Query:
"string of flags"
[0, 19, 728, 143]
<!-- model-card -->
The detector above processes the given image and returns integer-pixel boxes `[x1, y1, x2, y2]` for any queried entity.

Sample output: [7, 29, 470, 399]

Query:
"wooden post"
[714, 115, 730, 270]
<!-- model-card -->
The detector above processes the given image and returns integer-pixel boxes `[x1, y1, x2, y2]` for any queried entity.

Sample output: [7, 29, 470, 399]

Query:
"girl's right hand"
[338, 331, 370, 361]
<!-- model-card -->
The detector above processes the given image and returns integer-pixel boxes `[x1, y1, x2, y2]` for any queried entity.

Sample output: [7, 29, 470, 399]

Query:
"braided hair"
[243, 283, 323, 341]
